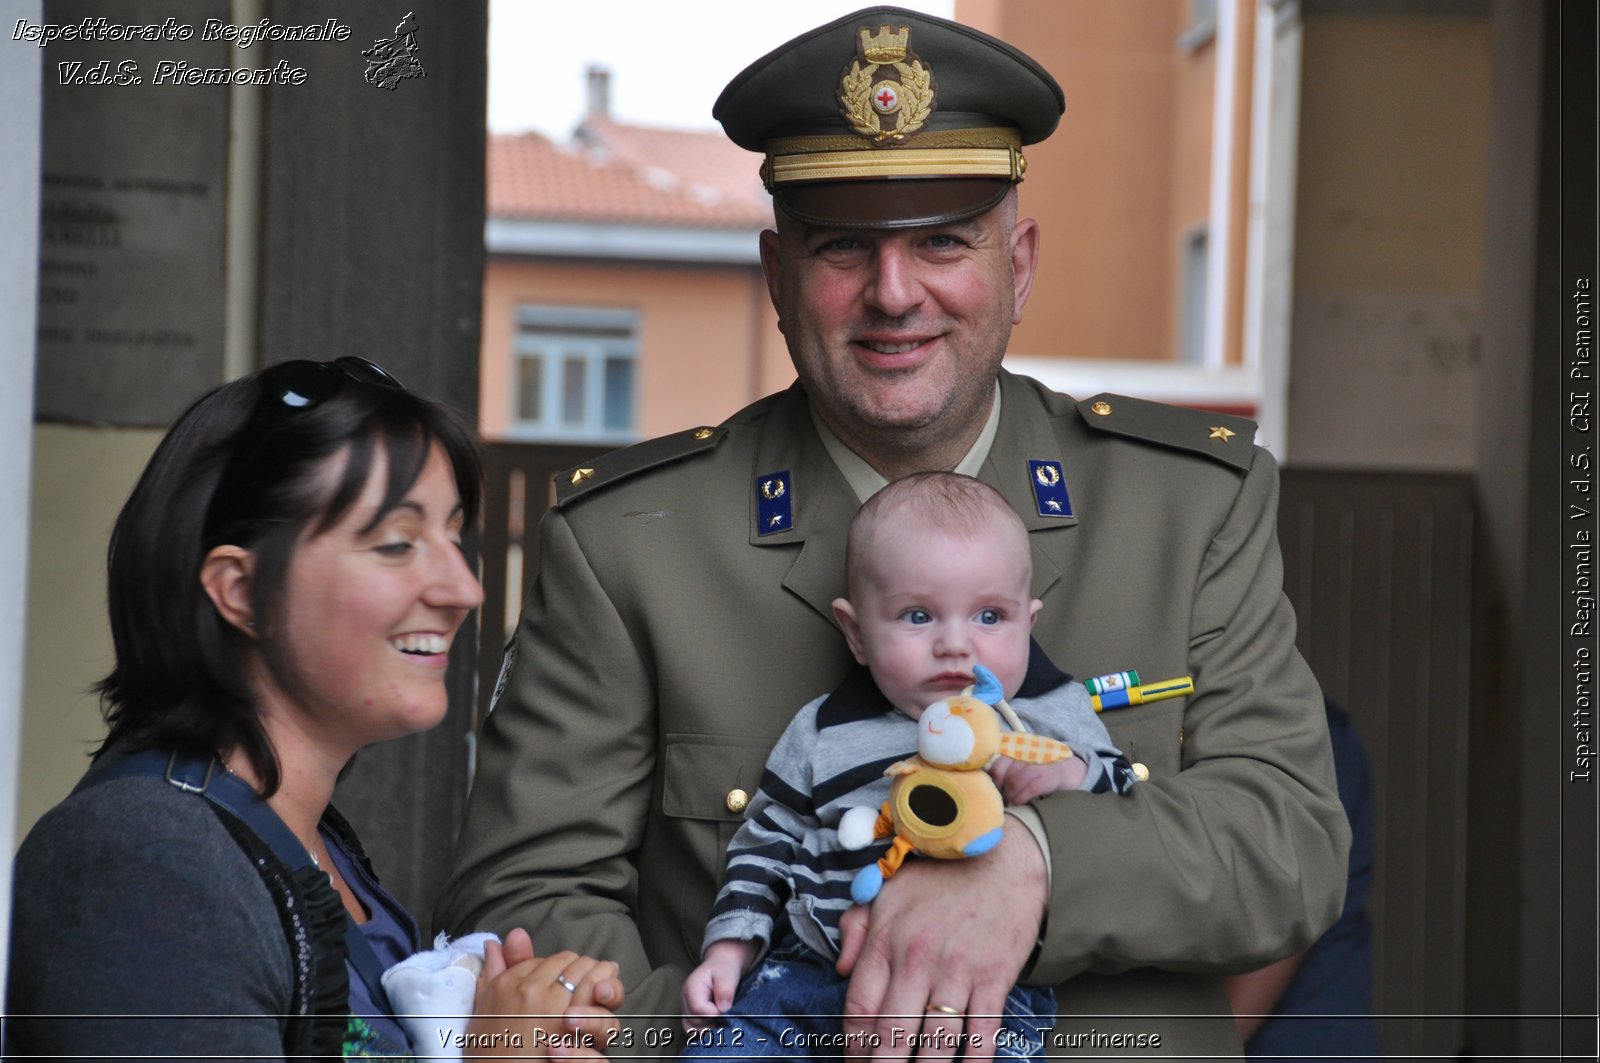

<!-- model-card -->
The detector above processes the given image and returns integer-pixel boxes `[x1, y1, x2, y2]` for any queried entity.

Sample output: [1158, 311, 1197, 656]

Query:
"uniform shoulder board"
[555, 424, 727, 505]
[1076, 393, 1257, 471]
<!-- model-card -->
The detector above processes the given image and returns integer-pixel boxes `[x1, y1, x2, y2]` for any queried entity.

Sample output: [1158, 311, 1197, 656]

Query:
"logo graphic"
[838, 24, 935, 143]
[363, 12, 426, 91]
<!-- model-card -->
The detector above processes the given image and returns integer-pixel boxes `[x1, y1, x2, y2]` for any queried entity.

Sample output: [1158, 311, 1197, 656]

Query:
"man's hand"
[834, 817, 1047, 1061]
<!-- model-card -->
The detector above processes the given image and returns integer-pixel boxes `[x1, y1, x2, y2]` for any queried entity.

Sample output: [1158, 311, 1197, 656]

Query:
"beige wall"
[481, 257, 787, 442]
[1287, 9, 1492, 469]
[18, 424, 160, 838]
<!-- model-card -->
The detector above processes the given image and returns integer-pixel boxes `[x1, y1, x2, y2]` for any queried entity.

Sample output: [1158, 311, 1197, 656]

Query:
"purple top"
[325, 825, 421, 1055]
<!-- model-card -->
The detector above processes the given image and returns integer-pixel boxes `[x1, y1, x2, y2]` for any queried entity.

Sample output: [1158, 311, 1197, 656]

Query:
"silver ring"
[555, 974, 577, 992]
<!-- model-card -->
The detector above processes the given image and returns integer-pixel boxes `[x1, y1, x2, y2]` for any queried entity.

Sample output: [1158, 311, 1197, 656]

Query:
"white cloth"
[381, 931, 500, 1059]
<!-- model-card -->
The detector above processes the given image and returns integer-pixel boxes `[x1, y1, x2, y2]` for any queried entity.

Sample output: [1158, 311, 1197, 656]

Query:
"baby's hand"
[682, 939, 756, 1029]
[988, 754, 1087, 805]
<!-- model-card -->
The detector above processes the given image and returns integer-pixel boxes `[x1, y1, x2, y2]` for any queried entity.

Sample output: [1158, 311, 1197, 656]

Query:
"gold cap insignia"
[692, 427, 713, 440]
[839, 24, 935, 144]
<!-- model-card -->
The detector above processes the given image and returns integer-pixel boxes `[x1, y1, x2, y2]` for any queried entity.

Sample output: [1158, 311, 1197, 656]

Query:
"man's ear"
[831, 597, 870, 666]
[758, 229, 785, 328]
[1010, 217, 1041, 324]
[201, 545, 257, 636]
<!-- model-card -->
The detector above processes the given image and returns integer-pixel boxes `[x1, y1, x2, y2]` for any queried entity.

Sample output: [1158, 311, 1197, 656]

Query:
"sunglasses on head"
[258, 356, 403, 409]
[204, 357, 407, 540]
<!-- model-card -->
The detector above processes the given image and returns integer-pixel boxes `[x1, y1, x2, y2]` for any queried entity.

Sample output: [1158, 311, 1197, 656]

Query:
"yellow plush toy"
[838, 664, 1078, 903]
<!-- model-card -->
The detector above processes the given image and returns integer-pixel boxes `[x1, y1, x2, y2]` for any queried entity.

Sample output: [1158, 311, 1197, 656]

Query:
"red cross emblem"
[871, 81, 900, 114]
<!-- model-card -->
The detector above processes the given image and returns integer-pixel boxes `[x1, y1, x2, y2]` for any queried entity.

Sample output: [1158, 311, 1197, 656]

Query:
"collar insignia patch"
[757, 470, 794, 535]
[1028, 459, 1072, 518]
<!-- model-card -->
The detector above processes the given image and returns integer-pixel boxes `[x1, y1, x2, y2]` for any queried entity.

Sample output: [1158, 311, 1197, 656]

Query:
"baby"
[681, 472, 1138, 1060]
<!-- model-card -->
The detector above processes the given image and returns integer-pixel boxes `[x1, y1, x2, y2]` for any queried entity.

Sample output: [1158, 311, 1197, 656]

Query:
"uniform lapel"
[749, 376, 1081, 623]
[748, 386, 860, 627]
[978, 372, 1079, 602]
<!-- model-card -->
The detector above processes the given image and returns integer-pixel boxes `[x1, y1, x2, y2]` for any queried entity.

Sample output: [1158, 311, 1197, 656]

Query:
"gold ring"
[925, 1003, 964, 1017]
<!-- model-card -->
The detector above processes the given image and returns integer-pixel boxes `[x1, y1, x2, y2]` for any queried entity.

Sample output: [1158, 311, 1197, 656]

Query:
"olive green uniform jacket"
[436, 371, 1351, 1057]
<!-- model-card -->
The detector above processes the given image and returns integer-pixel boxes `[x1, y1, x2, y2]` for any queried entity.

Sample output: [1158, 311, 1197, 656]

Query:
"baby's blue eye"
[976, 609, 1001, 625]
[903, 609, 932, 625]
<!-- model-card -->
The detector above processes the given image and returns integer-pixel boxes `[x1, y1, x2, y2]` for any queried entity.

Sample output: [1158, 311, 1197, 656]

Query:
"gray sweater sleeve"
[699, 697, 826, 956]
[5, 776, 294, 1057]
[1016, 680, 1138, 795]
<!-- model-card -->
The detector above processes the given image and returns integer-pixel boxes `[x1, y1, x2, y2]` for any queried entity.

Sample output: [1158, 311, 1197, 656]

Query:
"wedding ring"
[925, 1003, 964, 1017]
[555, 974, 577, 992]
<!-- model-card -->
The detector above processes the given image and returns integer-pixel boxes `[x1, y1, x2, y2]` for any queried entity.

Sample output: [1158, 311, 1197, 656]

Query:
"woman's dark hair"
[95, 361, 482, 795]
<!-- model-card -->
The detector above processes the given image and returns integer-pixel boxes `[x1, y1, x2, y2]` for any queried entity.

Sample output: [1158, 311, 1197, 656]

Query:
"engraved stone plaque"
[34, 0, 229, 425]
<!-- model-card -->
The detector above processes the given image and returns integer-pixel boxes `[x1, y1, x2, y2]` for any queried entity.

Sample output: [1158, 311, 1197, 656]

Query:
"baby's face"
[838, 524, 1040, 718]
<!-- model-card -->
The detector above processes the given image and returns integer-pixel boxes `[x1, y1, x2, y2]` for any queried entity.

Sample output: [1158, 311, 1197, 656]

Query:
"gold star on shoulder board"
[1208, 426, 1236, 442]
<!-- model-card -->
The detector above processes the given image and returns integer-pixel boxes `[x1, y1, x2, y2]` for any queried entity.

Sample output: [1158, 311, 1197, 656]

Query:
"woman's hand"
[465, 929, 624, 1058]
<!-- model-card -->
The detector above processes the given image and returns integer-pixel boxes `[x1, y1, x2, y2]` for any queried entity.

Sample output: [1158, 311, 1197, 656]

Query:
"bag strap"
[82, 749, 396, 1017]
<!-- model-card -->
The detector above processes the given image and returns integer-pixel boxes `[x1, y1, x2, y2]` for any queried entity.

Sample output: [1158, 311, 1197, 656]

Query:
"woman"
[6, 358, 621, 1058]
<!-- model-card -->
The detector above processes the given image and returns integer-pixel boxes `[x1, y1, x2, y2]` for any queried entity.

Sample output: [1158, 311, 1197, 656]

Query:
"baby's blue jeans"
[681, 942, 1054, 1060]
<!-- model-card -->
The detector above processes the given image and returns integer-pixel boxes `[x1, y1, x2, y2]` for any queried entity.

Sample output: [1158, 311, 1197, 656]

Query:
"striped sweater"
[702, 643, 1137, 961]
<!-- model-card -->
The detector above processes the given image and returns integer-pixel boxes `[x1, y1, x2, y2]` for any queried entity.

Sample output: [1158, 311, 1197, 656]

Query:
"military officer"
[436, 7, 1350, 1059]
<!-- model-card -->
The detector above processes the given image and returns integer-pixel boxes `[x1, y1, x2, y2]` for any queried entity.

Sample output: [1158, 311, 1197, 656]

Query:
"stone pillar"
[255, 0, 487, 919]
[1, 0, 44, 989]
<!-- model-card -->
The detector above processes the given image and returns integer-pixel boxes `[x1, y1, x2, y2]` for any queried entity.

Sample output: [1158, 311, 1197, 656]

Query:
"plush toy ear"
[972, 664, 1005, 705]
[970, 665, 1030, 733]
[997, 733, 1074, 764]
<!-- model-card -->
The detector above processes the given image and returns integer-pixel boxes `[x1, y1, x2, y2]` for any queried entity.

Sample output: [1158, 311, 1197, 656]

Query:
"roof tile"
[489, 123, 772, 229]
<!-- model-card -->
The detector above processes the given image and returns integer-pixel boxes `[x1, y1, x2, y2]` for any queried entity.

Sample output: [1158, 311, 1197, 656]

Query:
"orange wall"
[960, 0, 1248, 366]
[481, 256, 787, 440]
[964, 0, 1193, 362]
[1223, 0, 1254, 367]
